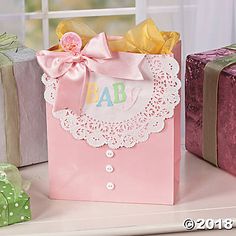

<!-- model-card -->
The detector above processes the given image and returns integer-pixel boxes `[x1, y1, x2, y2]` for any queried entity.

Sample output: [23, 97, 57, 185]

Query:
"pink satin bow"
[37, 32, 145, 115]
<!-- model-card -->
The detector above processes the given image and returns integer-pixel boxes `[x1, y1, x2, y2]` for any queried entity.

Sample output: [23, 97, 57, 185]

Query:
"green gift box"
[0, 163, 31, 227]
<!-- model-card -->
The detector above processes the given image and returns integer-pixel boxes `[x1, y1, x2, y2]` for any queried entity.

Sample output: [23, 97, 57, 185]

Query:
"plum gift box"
[37, 19, 181, 204]
[186, 44, 236, 176]
[0, 33, 47, 167]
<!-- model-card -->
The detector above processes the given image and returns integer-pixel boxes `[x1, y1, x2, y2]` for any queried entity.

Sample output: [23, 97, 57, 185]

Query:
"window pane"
[0, 16, 25, 42]
[147, 0, 182, 31]
[49, 15, 135, 47]
[49, 0, 135, 11]
[25, 20, 43, 50]
[148, 0, 180, 6]
[0, 0, 24, 13]
[25, 0, 41, 12]
[148, 0, 195, 6]
[148, 12, 180, 31]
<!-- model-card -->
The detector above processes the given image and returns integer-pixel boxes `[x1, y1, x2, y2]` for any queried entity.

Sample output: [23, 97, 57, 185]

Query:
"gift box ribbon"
[0, 163, 21, 226]
[203, 45, 236, 166]
[0, 33, 21, 167]
[37, 19, 180, 115]
[0, 163, 31, 227]
[0, 33, 19, 52]
[0, 163, 22, 196]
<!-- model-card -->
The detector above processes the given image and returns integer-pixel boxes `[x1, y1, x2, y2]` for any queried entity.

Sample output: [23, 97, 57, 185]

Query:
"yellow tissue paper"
[53, 18, 180, 54]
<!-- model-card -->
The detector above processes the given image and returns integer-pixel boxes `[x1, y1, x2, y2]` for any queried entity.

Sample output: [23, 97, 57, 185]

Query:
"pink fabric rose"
[60, 32, 82, 54]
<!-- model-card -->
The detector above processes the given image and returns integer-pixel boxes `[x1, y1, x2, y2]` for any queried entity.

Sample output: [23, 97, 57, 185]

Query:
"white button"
[105, 165, 114, 173]
[106, 182, 115, 190]
[106, 150, 114, 158]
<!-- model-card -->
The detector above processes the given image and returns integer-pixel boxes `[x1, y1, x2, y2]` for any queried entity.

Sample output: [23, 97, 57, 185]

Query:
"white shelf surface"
[1, 147, 236, 236]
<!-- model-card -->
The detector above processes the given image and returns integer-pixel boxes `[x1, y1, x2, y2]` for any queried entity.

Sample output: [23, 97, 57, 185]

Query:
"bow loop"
[37, 50, 74, 78]
[82, 33, 112, 60]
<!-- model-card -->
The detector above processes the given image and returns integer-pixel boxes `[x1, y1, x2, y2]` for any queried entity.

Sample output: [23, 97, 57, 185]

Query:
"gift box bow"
[0, 163, 22, 197]
[0, 164, 31, 227]
[0, 32, 19, 52]
[37, 19, 180, 115]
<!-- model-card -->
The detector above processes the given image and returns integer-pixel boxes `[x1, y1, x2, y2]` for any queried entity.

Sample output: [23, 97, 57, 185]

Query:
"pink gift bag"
[38, 26, 181, 205]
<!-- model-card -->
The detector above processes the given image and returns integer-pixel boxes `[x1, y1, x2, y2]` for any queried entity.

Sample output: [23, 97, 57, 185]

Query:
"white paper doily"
[42, 54, 181, 149]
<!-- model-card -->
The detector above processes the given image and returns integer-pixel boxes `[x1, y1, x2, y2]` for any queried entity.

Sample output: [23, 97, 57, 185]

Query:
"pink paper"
[46, 43, 181, 205]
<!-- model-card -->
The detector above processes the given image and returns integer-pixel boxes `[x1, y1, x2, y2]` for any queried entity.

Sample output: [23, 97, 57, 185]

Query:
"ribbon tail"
[54, 63, 88, 115]
[79, 66, 89, 114]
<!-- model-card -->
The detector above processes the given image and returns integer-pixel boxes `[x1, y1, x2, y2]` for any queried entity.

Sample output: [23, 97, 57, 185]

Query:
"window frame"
[24, 0, 147, 48]
[20, 0, 196, 48]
